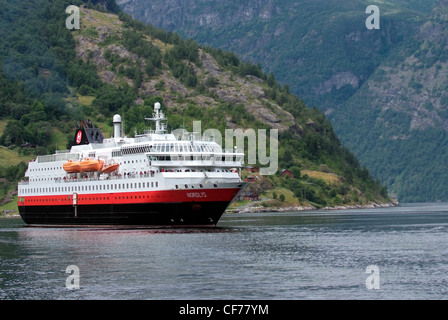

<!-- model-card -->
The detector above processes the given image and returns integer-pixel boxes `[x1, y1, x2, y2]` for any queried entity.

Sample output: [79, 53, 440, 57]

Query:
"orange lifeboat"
[101, 163, 119, 173]
[63, 160, 82, 173]
[79, 158, 104, 172]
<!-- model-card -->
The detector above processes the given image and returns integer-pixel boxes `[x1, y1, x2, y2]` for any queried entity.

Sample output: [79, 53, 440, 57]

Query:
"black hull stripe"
[19, 201, 230, 227]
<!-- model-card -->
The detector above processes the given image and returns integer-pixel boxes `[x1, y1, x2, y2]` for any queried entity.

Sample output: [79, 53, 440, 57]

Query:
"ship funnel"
[113, 114, 122, 139]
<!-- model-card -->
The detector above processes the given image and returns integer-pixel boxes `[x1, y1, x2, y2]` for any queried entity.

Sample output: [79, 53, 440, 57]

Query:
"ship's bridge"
[146, 147, 244, 168]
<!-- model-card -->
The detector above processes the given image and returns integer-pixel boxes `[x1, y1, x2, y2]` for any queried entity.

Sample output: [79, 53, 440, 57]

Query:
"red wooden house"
[282, 169, 294, 179]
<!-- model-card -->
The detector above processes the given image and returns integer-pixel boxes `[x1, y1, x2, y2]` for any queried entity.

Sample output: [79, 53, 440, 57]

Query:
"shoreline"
[0, 213, 20, 218]
[226, 200, 399, 214]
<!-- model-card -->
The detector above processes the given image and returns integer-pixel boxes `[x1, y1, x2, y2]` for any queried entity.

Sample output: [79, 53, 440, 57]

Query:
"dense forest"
[0, 0, 390, 213]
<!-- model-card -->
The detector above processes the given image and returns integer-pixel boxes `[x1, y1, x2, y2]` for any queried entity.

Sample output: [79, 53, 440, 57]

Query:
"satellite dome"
[113, 114, 122, 123]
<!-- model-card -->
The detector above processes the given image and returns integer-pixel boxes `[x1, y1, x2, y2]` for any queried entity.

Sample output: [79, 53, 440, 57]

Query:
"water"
[1, 203, 447, 300]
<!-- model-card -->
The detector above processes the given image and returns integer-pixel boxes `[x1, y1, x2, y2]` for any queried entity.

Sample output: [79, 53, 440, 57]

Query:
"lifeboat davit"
[101, 163, 119, 173]
[79, 158, 104, 172]
[63, 160, 82, 173]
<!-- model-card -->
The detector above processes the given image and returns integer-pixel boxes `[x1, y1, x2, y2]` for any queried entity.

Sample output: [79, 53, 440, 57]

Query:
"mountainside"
[117, 0, 448, 202]
[0, 0, 391, 215]
[332, 1, 448, 201]
[116, 0, 435, 110]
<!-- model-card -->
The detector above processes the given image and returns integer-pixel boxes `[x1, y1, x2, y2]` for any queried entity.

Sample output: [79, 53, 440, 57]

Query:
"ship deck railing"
[36, 153, 79, 163]
[47, 169, 239, 184]
[56, 172, 155, 183]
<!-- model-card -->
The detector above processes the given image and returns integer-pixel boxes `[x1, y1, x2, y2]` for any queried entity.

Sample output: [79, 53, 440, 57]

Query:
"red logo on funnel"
[76, 131, 82, 144]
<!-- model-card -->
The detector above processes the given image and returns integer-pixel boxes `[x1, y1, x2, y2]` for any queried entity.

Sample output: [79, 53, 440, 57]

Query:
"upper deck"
[22, 102, 245, 187]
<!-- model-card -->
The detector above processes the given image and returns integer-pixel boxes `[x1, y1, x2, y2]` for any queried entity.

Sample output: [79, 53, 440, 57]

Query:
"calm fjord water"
[1, 203, 447, 300]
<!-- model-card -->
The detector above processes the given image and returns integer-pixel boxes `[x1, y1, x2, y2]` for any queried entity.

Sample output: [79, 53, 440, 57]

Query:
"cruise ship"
[17, 103, 248, 227]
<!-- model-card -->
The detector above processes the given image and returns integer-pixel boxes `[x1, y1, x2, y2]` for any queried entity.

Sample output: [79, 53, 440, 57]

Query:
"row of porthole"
[24, 195, 157, 203]
[22, 181, 160, 194]
[25, 197, 111, 203]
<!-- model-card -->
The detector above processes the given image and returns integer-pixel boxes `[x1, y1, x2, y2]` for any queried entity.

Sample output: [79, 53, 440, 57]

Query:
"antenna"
[145, 102, 167, 134]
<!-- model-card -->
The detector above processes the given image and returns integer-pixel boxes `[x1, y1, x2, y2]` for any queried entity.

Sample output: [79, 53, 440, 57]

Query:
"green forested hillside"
[117, 0, 448, 202]
[117, 0, 434, 110]
[331, 1, 448, 202]
[0, 0, 390, 214]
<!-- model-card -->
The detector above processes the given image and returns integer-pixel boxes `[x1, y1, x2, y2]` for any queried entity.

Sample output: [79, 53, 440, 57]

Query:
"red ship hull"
[18, 187, 243, 227]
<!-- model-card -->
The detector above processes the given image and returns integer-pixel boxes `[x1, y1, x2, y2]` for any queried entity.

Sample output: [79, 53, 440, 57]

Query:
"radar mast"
[145, 102, 167, 134]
